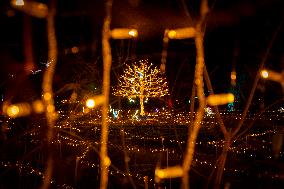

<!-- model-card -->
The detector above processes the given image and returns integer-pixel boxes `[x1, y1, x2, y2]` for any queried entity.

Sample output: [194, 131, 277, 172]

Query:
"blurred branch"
[41, 0, 57, 188]
[100, 0, 113, 189]
[182, 0, 208, 188]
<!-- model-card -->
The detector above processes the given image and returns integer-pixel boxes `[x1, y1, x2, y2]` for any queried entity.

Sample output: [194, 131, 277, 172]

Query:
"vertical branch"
[41, 0, 57, 188]
[189, 83, 195, 131]
[182, 1, 208, 188]
[232, 16, 283, 137]
[203, 66, 228, 136]
[209, 10, 283, 189]
[23, 14, 35, 73]
[100, 0, 113, 189]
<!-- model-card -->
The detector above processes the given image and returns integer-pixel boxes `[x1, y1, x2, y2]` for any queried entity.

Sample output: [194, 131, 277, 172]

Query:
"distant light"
[129, 98, 135, 103]
[261, 70, 269, 79]
[86, 99, 95, 108]
[231, 71, 236, 80]
[112, 110, 119, 119]
[160, 63, 166, 73]
[71, 46, 79, 54]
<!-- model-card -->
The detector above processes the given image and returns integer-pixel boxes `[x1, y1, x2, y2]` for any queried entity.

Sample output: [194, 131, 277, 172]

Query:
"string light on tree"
[11, 0, 48, 18]
[261, 69, 284, 89]
[261, 69, 269, 79]
[113, 59, 169, 116]
[85, 95, 105, 109]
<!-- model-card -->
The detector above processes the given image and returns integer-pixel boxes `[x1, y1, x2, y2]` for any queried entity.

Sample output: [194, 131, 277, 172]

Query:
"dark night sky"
[0, 0, 283, 110]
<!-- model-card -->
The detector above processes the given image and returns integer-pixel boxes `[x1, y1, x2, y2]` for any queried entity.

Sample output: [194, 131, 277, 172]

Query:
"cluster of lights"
[113, 59, 169, 115]
[2, 2, 283, 187]
[2, 107, 281, 188]
[0, 161, 75, 189]
[3, 100, 45, 118]
[77, 160, 153, 184]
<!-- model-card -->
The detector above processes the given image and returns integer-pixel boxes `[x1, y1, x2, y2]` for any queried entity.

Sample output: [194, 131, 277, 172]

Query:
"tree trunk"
[140, 95, 144, 116]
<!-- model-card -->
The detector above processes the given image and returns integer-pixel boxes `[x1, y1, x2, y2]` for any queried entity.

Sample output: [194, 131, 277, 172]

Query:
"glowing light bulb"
[7, 105, 20, 117]
[15, 0, 24, 6]
[155, 166, 183, 181]
[128, 29, 138, 37]
[86, 99, 95, 108]
[111, 28, 138, 39]
[71, 46, 79, 54]
[6, 103, 31, 118]
[261, 70, 269, 78]
[43, 92, 52, 101]
[168, 30, 177, 39]
[46, 104, 55, 113]
[167, 27, 195, 39]
[231, 71, 236, 80]
[11, 0, 48, 18]
[207, 93, 234, 106]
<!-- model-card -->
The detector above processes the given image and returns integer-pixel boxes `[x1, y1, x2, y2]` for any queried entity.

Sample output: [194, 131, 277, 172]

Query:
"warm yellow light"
[46, 104, 55, 113]
[155, 166, 183, 181]
[103, 156, 111, 167]
[86, 98, 95, 108]
[7, 105, 20, 117]
[32, 100, 44, 113]
[160, 63, 166, 73]
[168, 30, 176, 39]
[11, 0, 48, 18]
[261, 70, 269, 79]
[227, 93, 235, 102]
[6, 103, 31, 118]
[71, 46, 79, 54]
[15, 0, 24, 6]
[167, 27, 196, 39]
[231, 71, 236, 80]
[111, 28, 138, 39]
[43, 92, 52, 101]
[207, 93, 234, 106]
[128, 29, 138, 37]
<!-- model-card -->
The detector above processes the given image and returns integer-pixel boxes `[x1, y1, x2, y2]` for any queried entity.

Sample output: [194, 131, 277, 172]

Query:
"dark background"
[0, 0, 283, 111]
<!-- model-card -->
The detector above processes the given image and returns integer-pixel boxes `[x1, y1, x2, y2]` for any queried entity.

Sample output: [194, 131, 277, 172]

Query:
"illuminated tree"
[113, 59, 169, 115]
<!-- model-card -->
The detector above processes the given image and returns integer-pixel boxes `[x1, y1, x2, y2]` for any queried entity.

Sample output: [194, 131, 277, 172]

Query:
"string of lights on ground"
[1, 107, 283, 188]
